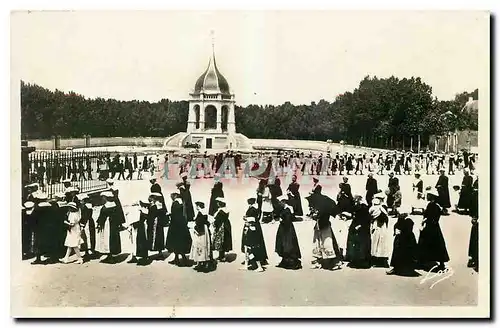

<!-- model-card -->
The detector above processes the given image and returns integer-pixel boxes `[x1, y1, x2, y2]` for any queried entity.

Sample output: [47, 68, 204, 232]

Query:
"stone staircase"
[163, 132, 188, 149]
[232, 133, 254, 150]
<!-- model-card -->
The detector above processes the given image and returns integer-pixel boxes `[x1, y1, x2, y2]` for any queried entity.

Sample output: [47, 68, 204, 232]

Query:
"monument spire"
[210, 30, 215, 56]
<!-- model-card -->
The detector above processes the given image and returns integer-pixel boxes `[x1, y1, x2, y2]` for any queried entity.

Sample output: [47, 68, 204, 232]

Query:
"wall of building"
[428, 130, 478, 153]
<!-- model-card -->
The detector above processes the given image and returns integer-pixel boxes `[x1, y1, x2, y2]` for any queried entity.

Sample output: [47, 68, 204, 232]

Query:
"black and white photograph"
[10, 9, 490, 318]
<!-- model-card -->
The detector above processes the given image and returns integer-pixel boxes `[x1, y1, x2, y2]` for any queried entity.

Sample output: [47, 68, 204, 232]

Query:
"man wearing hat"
[435, 169, 451, 215]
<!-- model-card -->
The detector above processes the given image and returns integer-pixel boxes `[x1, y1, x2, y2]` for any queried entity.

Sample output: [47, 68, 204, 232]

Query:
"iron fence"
[25, 150, 110, 198]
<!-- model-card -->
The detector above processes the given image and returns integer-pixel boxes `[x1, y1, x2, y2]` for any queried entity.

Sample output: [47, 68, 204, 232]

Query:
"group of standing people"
[22, 148, 480, 275]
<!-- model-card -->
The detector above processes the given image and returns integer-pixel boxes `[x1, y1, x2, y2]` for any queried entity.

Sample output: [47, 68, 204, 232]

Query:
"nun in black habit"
[417, 188, 450, 271]
[275, 195, 302, 270]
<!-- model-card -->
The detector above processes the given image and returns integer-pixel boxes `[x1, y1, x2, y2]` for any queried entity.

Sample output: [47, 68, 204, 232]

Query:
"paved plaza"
[14, 171, 478, 307]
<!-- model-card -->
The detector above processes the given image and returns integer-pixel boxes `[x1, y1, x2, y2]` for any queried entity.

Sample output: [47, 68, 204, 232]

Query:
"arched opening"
[205, 105, 217, 130]
[221, 106, 229, 132]
[194, 105, 200, 129]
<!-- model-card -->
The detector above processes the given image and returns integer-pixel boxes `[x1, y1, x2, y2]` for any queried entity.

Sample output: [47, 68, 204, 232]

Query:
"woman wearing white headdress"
[369, 193, 391, 268]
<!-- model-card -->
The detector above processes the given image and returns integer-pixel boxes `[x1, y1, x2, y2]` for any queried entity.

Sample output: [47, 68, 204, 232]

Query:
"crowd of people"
[21, 148, 480, 276]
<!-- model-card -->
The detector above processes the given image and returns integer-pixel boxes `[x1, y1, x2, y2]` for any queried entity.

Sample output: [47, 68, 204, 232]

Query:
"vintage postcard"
[10, 10, 490, 318]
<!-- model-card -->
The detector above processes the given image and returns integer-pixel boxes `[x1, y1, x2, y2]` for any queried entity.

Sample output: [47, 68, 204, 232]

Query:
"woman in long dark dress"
[275, 196, 302, 270]
[241, 197, 268, 265]
[147, 193, 167, 260]
[387, 210, 418, 275]
[417, 188, 450, 270]
[96, 191, 125, 262]
[286, 175, 303, 217]
[166, 192, 192, 266]
[134, 199, 150, 264]
[365, 173, 378, 207]
[241, 217, 266, 272]
[209, 176, 224, 216]
[345, 196, 372, 269]
[337, 177, 354, 214]
[435, 169, 451, 215]
[212, 198, 233, 262]
[311, 198, 342, 271]
[467, 176, 479, 271]
[457, 169, 474, 213]
[178, 173, 195, 221]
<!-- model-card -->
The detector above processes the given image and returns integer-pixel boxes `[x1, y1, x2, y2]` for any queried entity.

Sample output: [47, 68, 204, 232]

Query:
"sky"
[11, 10, 489, 106]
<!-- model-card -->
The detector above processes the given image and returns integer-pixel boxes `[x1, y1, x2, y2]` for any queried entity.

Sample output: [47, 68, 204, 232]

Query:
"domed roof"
[462, 97, 478, 115]
[194, 52, 230, 95]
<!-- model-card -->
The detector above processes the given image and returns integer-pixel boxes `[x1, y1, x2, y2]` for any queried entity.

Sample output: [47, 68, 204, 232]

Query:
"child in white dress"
[60, 202, 84, 264]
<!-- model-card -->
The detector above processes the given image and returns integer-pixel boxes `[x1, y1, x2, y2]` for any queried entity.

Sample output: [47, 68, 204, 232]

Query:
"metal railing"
[26, 150, 109, 198]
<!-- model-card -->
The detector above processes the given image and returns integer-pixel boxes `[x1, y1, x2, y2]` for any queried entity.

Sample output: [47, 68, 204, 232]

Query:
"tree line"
[20, 77, 478, 149]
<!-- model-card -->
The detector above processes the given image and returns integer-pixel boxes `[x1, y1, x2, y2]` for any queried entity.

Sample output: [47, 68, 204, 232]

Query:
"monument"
[163, 36, 253, 152]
